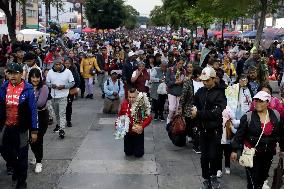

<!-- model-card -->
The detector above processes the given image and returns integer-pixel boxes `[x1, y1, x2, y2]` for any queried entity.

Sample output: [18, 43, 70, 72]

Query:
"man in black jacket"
[95, 47, 107, 98]
[122, 51, 138, 97]
[191, 67, 226, 189]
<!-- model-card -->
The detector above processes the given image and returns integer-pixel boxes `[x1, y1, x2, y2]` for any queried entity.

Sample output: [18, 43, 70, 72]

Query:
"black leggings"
[200, 132, 221, 179]
[217, 144, 232, 170]
[66, 94, 74, 123]
[246, 153, 273, 189]
[80, 75, 85, 96]
[152, 94, 167, 116]
[30, 109, 49, 163]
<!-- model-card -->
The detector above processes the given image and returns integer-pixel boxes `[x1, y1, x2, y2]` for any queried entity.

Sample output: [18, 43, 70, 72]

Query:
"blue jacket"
[104, 78, 124, 100]
[0, 80, 38, 133]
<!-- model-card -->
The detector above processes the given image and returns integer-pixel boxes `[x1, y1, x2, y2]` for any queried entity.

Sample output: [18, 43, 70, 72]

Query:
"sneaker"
[59, 129, 65, 139]
[210, 176, 221, 189]
[193, 146, 201, 154]
[35, 163, 42, 173]
[67, 122, 72, 127]
[200, 179, 211, 189]
[262, 180, 270, 189]
[6, 166, 13, 175]
[102, 93, 105, 99]
[187, 137, 193, 143]
[89, 94, 94, 99]
[217, 170, 222, 178]
[53, 125, 60, 133]
[154, 114, 159, 121]
[159, 115, 165, 121]
[16, 181, 27, 189]
[29, 158, 36, 165]
[225, 167, 230, 175]
[85, 94, 90, 99]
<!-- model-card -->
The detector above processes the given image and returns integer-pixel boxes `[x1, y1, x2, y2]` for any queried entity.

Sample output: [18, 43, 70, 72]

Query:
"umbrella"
[82, 27, 94, 33]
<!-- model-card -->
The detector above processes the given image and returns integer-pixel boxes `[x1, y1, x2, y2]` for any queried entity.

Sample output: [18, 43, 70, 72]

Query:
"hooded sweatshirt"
[46, 65, 75, 98]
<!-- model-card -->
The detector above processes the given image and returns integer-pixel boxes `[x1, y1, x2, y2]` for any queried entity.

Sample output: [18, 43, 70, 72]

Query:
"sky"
[125, 0, 163, 17]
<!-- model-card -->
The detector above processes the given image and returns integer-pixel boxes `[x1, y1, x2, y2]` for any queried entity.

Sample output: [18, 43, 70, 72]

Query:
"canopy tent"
[82, 27, 95, 33]
[17, 29, 47, 41]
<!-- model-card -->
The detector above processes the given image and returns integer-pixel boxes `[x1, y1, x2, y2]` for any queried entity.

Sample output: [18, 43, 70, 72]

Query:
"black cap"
[6, 63, 23, 73]
[24, 52, 36, 61]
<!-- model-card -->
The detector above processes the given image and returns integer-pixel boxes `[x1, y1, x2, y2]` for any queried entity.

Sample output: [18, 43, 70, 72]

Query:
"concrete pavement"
[0, 83, 280, 189]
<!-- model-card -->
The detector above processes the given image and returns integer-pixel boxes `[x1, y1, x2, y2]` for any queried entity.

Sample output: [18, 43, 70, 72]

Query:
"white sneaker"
[35, 163, 42, 173]
[225, 167, 231, 175]
[262, 180, 270, 189]
[217, 170, 222, 178]
[29, 158, 36, 165]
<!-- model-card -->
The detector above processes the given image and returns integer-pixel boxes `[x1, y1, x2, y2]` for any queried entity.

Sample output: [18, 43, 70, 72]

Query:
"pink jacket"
[250, 97, 284, 118]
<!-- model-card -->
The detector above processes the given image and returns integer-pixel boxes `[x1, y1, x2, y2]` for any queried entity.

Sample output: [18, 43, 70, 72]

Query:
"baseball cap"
[253, 91, 271, 102]
[6, 62, 23, 73]
[199, 67, 216, 81]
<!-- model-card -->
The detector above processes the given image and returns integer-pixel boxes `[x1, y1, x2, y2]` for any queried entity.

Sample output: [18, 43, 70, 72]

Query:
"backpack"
[107, 78, 121, 93]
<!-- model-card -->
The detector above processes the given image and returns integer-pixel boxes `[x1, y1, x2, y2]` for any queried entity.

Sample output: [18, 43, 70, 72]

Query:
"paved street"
[0, 83, 280, 189]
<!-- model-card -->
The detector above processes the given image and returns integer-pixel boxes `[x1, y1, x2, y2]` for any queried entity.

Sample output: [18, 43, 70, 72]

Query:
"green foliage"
[123, 5, 139, 30]
[85, 0, 127, 29]
[138, 16, 149, 25]
[149, 6, 167, 26]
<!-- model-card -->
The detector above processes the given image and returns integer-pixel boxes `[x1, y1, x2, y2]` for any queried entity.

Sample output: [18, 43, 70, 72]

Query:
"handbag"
[89, 68, 96, 76]
[157, 82, 167, 95]
[239, 111, 268, 168]
[271, 158, 283, 189]
[171, 114, 186, 135]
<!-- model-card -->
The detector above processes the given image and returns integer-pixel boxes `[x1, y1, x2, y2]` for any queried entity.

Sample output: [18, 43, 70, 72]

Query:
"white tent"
[17, 29, 47, 41]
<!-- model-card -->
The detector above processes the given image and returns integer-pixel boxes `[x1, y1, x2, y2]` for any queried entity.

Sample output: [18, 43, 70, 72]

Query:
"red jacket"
[117, 99, 152, 133]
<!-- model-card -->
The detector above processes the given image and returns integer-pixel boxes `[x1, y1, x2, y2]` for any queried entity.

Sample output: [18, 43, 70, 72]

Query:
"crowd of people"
[0, 29, 284, 189]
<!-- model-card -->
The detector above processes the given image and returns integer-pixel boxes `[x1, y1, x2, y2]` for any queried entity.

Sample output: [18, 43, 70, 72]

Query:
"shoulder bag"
[239, 111, 268, 168]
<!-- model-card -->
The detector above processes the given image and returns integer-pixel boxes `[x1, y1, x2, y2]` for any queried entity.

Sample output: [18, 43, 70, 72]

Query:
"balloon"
[61, 23, 69, 33]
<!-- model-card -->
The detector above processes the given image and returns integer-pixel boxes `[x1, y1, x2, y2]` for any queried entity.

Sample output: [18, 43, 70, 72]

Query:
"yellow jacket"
[80, 57, 101, 78]
[223, 62, 236, 76]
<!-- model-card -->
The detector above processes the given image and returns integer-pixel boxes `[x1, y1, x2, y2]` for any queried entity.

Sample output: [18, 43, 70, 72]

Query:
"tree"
[149, 6, 167, 26]
[0, 0, 17, 42]
[41, 0, 64, 27]
[138, 16, 149, 25]
[18, 0, 27, 29]
[196, 0, 247, 42]
[85, 0, 126, 29]
[123, 5, 139, 30]
[185, 7, 214, 39]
